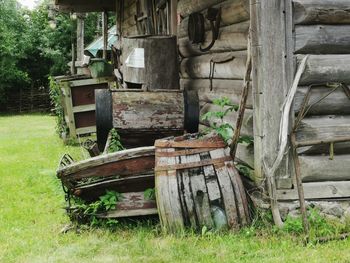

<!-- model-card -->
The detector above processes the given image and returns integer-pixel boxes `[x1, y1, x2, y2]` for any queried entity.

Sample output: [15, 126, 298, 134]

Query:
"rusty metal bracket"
[200, 8, 221, 52]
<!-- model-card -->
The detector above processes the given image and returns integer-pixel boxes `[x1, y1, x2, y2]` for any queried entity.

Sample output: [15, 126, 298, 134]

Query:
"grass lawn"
[1, 114, 350, 263]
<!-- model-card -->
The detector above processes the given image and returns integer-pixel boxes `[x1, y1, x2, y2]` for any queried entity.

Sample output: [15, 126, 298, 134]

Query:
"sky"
[17, 0, 41, 10]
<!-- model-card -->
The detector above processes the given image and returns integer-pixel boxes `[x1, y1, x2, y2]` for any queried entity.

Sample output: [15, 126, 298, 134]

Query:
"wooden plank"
[72, 104, 95, 113]
[250, 0, 295, 184]
[179, 157, 198, 228]
[180, 51, 247, 79]
[295, 25, 350, 54]
[209, 148, 238, 229]
[61, 84, 77, 138]
[299, 55, 350, 85]
[293, 0, 350, 25]
[299, 154, 350, 182]
[181, 79, 253, 108]
[69, 77, 114, 87]
[76, 126, 96, 135]
[179, 24, 248, 57]
[187, 153, 214, 229]
[57, 146, 155, 177]
[296, 115, 350, 145]
[277, 181, 350, 200]
[294, 86, 350, 115]
[99, 209, 158, 218]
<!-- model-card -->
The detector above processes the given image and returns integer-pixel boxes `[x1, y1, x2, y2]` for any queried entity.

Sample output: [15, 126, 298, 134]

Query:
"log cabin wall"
[277, 0, 350, 200]
[177, 0, 253, 168]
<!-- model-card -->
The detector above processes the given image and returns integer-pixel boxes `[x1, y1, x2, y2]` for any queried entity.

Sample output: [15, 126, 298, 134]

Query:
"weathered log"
[296, 115, 350, 145]
[293, 0, 350, 25]
[294, 86, 350, 115]
[178, 1, 250, 38]
[121, 36, 179, 90]
[178, 0, 226, 17]
[200, 104, 253, 137]
[180, 51, 246, 79]
[277, 181, 350, 200]
[181, 79, 253, 108]
[298, 142, 350, 155]
[295, 25, 350, 54]
[299, 154, 350, 182]
[299, 55, 350, 85]
[179, 24, 248, 57]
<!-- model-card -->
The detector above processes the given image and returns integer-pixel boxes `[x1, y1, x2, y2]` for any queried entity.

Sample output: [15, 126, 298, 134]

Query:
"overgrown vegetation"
[107, 128, 125, 153]
[70, 190, 122, 228]
[1, 114, 350, 262]
[201, 97, 254, 177]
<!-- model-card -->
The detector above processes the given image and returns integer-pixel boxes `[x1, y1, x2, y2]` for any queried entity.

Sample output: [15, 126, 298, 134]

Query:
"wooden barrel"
[121, 36, 179, 90]
[154, 134, 250, 232]
[95, 89, 199, 151]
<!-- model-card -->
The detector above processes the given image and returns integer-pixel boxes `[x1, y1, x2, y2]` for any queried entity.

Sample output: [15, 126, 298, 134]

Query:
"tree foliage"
[0, 0, 102, 108]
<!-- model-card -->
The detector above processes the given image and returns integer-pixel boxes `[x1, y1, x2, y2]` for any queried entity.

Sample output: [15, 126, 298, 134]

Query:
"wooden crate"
[57, 76, 115, 138]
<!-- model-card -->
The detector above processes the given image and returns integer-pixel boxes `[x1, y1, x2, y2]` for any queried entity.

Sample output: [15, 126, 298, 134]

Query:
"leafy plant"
[70, 190, 123, 228]
[144, 188, 156, 201]
[201, 97, 238, 142]
[108, 128, 125, 153]
[49, 76, 68, 136]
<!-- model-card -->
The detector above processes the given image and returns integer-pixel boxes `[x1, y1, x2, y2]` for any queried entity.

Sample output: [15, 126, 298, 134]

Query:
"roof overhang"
[55, 0, 116, 12]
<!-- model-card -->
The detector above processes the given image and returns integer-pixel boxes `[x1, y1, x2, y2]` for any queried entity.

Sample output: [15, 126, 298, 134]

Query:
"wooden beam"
[180, 51, 247, 79]
[300, 155, 350, 182]
[293, 0, 350, 25]
[177, 0, 226, 17]
[55, 0, 116, 12]
[102, 11, 108, 59]
[299, 55, 350, 85]
[180, 79, 253, 108]
[295, 25, 350, 54]
[178, 24, 248, 57]
[296, 115, 350, 145]
[178, 1, 250, 38]
[294, 86, 350, 115]
[277, 181, 350, 200]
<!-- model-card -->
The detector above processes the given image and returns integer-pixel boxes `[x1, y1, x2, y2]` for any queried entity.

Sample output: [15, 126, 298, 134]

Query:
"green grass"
[1, 114, 350, 263]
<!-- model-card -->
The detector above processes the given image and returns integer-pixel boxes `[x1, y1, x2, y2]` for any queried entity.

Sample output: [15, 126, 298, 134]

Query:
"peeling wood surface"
[111, 91, 184, 130]
[293, 0, 350, 25]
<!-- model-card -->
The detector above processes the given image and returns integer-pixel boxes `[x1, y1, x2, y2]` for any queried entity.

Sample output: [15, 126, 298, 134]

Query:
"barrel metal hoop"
[155, 156, 232, 173]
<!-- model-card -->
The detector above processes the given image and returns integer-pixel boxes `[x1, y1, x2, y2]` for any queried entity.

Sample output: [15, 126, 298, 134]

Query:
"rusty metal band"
[155, 147, 221, 157]
[155, 156, 232, 173]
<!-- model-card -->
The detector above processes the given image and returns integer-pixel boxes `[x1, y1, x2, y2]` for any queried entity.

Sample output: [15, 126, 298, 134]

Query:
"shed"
[54, 0, 350, 222]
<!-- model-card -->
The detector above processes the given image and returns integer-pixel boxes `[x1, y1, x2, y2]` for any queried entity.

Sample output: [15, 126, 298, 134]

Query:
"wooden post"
[76, 13, 85, 62]
[102, 11, 108, 59]
[169, 0, 177, 35]
[250, 0, 295, 226]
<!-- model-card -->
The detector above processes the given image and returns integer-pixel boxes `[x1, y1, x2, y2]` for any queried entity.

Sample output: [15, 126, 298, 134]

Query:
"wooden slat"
[99, 209, 158, 218]
[293, 0, 350, 25]
[69, 77, 114, 87]
[300, 154, 350, 182]
[277, 181, 350, 200]
[299, 55, 350, 85]
[295, 25, 350, 54]
[72, 104, 95, 113]
[296, 115, 350, 145]
[186, 153, 214, 228]
[297, 142, 350, 155]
